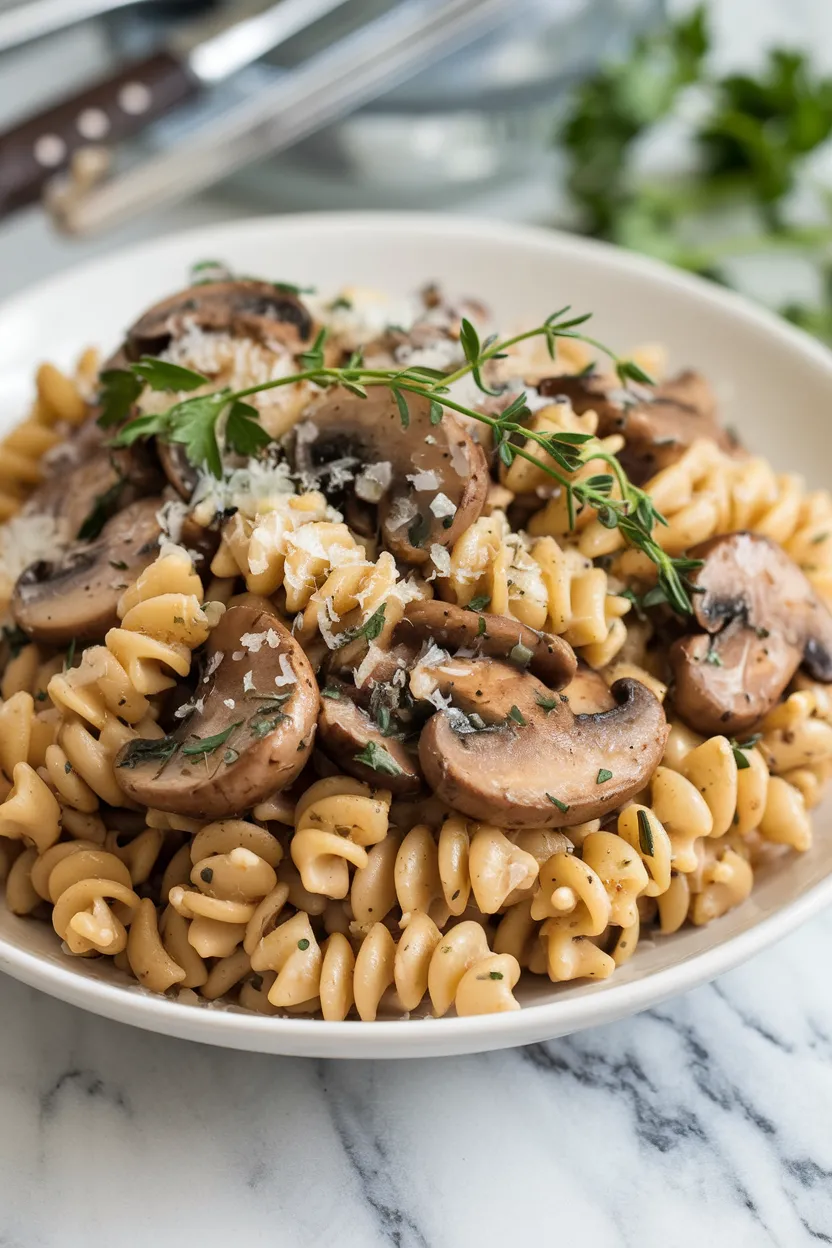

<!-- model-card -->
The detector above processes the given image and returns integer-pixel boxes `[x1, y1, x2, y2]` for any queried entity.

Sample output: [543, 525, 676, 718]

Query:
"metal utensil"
[0, 0, 206, 56]
[53, 0, 509, 236]
[0, 0, 352, 217]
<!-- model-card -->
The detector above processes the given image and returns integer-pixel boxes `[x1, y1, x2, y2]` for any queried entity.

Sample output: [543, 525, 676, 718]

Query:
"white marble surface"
[2, 3, 832, 1243]
[0, 909, 830, 1247]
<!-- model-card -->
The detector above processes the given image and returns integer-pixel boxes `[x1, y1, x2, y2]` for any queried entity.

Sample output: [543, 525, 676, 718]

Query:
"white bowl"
[1, 212, 830, 1059]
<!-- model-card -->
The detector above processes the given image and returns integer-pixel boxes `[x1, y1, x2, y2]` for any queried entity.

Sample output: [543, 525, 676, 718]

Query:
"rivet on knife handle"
[0, 52, 198, 217]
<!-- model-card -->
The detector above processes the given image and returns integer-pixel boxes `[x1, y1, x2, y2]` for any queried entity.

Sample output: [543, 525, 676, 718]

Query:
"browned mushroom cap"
[293, 386, 489, 564]
[114, 606, 319, 818]
[12, 497, 162, 644]
[413, 657, 667, 827]
[317, 683, 423, 796]
[669, 532, 832, 736]
[394, 599, 576, 689]
[124, 280, 313, 358]
[538, 369, 736, 484]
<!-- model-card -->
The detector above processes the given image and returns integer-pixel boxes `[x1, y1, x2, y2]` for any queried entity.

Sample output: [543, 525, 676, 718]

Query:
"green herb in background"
[557, 4, 832, 338]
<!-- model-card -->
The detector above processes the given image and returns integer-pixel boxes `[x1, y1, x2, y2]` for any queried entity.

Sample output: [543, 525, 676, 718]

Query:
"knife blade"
[52, 0, 509, 236]
[0, 0, 352, 218]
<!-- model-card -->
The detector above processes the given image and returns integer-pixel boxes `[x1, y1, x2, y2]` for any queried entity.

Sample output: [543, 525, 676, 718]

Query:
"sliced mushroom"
[670, 532, 832, 735]
[157, 442, 198, 501]
[114, 605, 319, 818]
[124, 280, 313, 358]
[561, 661, 616, 714]
[413, 657, 667, 827]
[538, 369, 736, 484]
[317, 683, 423, 796]
[24, 437, 162, 541]
[12, 497, 162, 644]
[292, 386, 489, 563]
[394, 599, 576, 689]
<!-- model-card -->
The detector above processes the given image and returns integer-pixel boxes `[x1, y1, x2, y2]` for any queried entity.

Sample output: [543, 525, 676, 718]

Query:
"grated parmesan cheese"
[407, 469, 440, 492]
[429, 544, 451, 576]
[429, 492, 456, 519]
[273, 653, 297, 687]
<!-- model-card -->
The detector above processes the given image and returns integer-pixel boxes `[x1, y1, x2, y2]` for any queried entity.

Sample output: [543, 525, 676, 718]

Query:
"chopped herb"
[477, 616, 487, 638]
[509, 642, 534, 668]
[755, 626, 770, 640]
[173, 616, 185, 625]
[704, 650, 724, 666]
[251, 713, 287, 740]
[35, 690, 47, 702]
[637, 808, 655, 856]
[2, 625, 29, 659]
[200, 867, 213, 884]
[353, 741, 404, 776]
[393, 388, 410, 429]
[535, 693, 560, 713]
[596, 768, 613, 783]
[547, 794, 570, 815]
[77, 478, 123, 541]
[429, 400, 444, 426]
[335, 604, 386, 648]
[407, 513, 431, 549]
[729, 734, 762, 769]
[64, 761, 72, 774]
[488, 970, 504, 980]
[442, 516, 453, 529]
[812, 532, 829, 545]
[507, 705, 526, 726]
[321, 685, 344, 699]
[181, 722, 242, 758]
[64, 638, 77, 671]
[117, 735, 180, 768]
[109, 559, 128, 571]
[224, 748, 239, 766]
[297, 937, 311, 951]
[468, 595, 491, 611]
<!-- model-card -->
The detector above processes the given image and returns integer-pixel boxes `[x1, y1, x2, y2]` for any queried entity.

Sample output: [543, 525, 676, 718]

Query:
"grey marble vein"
[0, 909, 831, 1247]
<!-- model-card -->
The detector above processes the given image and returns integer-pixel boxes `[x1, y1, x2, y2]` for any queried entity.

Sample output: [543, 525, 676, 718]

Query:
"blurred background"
[1, 0, 832, 338]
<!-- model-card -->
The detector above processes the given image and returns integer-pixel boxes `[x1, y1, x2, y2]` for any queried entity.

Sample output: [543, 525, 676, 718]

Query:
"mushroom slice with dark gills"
[670, 532, 832, 736]
[123, 279, 314, 358]
[290, 385, 489, 565]
[410, 656, 667, 828]
[12, 497, 162, 645]
[394, 599, 577, 690]
[114, 606, 319, 819]
[537, 369, 737, 485]
[317, 681, 423, 796]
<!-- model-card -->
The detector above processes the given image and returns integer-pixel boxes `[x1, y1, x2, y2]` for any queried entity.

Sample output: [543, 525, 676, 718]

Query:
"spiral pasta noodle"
[446, 510, 630, 667]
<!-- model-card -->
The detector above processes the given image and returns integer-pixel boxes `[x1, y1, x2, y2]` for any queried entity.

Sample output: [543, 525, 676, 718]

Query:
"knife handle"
[0, 51, 199, 218]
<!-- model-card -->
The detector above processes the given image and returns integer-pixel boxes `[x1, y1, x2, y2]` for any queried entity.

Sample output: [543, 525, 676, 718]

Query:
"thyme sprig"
[104, 307, 697, 613]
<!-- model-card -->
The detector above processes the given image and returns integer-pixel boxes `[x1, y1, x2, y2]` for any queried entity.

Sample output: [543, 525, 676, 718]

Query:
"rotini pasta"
[0, 274, 827, 1025]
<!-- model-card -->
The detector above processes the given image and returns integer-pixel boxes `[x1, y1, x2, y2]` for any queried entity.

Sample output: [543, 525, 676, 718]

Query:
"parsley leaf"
[97, 369, 142, 429]
[225, 400, 271, 458]
[131, 357, 210, 392]
[166, 392, 230, 478]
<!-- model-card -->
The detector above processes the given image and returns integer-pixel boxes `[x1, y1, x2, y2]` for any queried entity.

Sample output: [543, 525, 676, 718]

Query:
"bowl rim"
[2, 209, 832, 1058]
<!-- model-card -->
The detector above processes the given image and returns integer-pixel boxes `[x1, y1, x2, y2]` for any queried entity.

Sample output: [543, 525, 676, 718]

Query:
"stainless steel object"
[51, 0, 509, 235]
[0, 0, 200, 56]
[0, 0, 352, 216]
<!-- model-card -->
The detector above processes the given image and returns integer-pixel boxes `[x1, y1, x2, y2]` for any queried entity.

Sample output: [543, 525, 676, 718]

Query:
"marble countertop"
[1, 908, 830, 1247]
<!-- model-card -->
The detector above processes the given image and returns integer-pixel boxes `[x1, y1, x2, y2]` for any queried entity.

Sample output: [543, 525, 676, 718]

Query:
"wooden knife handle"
[0, 52, 199, 218]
